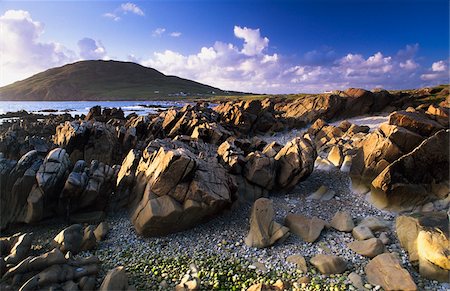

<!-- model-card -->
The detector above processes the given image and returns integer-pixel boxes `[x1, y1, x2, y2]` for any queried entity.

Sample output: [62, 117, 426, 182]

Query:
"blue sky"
[0, 0, 448, 93]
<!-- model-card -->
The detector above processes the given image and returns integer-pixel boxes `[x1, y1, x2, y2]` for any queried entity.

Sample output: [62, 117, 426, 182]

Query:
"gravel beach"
[10, 168, 449, 290]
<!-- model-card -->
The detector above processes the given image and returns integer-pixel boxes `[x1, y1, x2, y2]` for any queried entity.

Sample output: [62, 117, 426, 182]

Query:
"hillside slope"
[0, 60, 234, 101]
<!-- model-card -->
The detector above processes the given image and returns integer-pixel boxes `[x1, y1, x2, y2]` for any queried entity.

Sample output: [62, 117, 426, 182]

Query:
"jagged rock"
[244, 198, 289, 248]
[417, 230, 449, 270]
[396, 211, 450, 281]
[330, 211, 354, 232]
[217, 140, 245, 174]
[274, 137, 316, 190]
[327, 146, 343, 167]
[285, 214, 326, 243]
[94, 222, 109, 241]
[131, 141, 235, 236]
[347, 238, 385, 258]
[53, 224, 83, 254]
[54, 120, 120, 165]
[26, 148, 71, 223]
[99, 266, 129, 291]
[389, 110, 445, 137]
[80, 225, 97, 251]
[234, 175, 269, 202]
[3, 248, 66, 279]
[0, 150, 42, 230]
[309, 254, 347, 274]
[4, 233, 32, 265]
[244, 152, 276, 189]
[372, 129, 449, 206]
[365, 253, 417, 291]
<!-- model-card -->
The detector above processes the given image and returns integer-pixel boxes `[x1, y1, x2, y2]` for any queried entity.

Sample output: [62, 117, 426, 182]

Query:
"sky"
[0, 0, 448, 93]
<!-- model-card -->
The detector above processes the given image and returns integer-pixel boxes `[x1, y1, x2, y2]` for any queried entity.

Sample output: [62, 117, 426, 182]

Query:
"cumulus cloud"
[233, 26, 269, 56]
[0, 10, 76, 86]
[421, 60, 449, 82]
[143, 31, 441, 93]
[103, 2, 144, 21]
[152, 28, 166, 37]
[78, 38, 107, 60]
[170, 32, 182, 37]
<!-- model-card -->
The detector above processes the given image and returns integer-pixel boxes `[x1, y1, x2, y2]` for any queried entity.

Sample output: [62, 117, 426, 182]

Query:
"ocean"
[0, 100, 190, 117]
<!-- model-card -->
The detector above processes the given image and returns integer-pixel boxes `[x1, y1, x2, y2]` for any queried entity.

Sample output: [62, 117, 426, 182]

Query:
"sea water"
[0, 100, 190, 117]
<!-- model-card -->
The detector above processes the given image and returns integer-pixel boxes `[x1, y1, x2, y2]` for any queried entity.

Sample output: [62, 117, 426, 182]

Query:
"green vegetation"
[102, 248, 351, 290]
[0, 60, 247, 101]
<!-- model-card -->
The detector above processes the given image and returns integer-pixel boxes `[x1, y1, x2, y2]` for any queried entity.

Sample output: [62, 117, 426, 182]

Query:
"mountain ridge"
[0, 60, 242, 101]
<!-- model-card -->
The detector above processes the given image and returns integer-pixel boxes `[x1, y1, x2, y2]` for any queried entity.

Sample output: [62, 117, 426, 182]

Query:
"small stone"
[357, 216, 390, 231]
[378, 232, 389, 245]
[348, 238, 385, 258]
[348, 272, 364, 291]
[352, 225, 374, 241]
[310, 254, 347, 274]
[330, 211, 354, 232]
[287, 255, 308, 273]
[364, 283, 373, 289]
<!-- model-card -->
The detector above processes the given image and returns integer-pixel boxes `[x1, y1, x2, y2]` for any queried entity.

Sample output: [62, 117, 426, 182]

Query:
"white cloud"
[0, 10, 76, 86]
[152, 27, 166, 37]
[431, 60, 447, 72]
[103, 2, 144, 21]
[78, 38, 107, 60]
[233, 26, 269, 56]
[400, 59, 419, 70]
[421, 60, 448, 81]
[170, 32, 182, 37]
[103, 12, 120, 21]
[120, 3, 144, 16]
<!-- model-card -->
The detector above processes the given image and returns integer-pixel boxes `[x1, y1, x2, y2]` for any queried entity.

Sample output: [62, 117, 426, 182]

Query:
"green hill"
[0, 60, 239, 101]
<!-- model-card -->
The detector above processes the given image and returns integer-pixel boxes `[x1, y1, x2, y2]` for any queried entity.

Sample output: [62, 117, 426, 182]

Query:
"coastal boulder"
[131, 140, 235, 236]
[274, 137, 316, 190]
[396, 211, 449, 282]
[372, 129, 449, 206]
[365, 253, 417, 291]
[54, 120, 121, 165]
[245, 198, 289, 248]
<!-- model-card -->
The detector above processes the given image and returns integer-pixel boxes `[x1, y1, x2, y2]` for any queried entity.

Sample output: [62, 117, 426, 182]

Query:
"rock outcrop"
[54, 120, 121, 165]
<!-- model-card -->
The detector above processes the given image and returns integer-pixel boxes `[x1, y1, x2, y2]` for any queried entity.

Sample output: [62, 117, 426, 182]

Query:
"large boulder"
[54, 120, 121, 165]
[131, 140, 236, 236]
[389, 110, 445, 137]
[27, 148, 71, 222]
[396, 211, 449, 282]
[365, 253, 417, 291]
[244, 152, 276, 190]
[372, 129, 449, 206]
[244, 198, 289, 248]
[0, 150, 42, 229]
[99, 266, 130, 291]
[274, 137, 316, 190]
